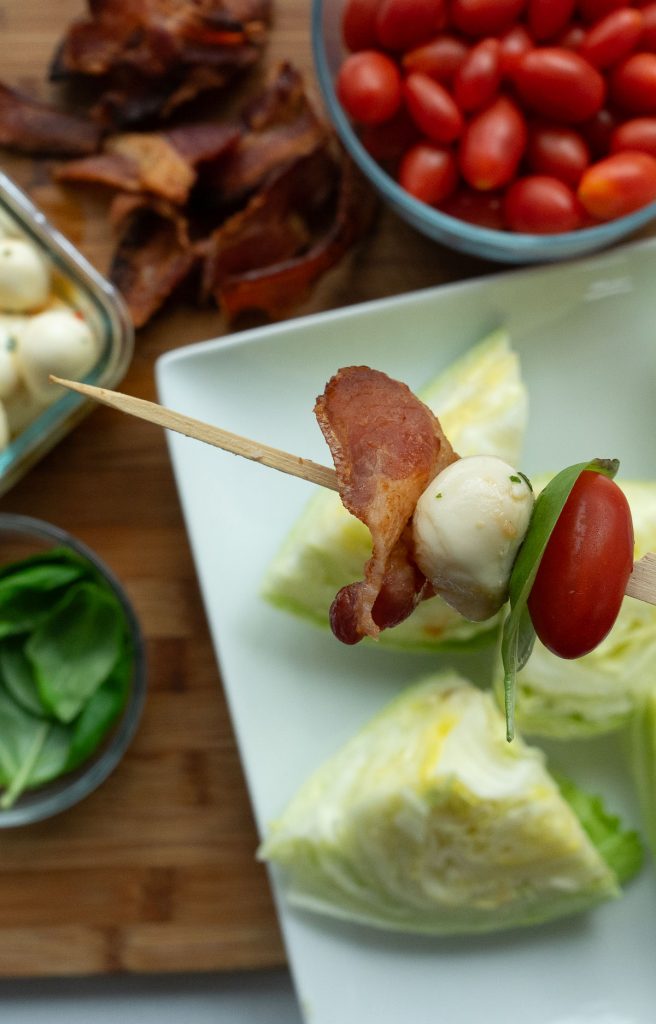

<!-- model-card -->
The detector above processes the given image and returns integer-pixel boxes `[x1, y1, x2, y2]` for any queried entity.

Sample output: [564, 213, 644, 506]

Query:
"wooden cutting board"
[0, 0, 496, 979]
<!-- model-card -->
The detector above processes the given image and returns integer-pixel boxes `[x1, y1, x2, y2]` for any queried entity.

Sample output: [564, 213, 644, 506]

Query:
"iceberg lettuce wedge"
[260, 673, 638, 934]
[495, 480, 656, 739]
[261, 329, 527, 651]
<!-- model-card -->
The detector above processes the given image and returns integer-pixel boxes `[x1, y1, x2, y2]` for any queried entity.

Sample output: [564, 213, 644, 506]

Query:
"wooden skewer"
[51, 375, 339, 492]
[52, 375, 656, 607]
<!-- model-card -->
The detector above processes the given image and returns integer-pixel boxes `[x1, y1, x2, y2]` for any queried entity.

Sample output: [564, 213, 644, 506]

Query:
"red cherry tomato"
[513, 48, 606, 123]
[578, 8, 644, 70]
[398, 142, 459, 203]
[527, 124, 590, 185]
[503, 175, 585, 231]
[578, 150, 656, 218]
[459, 95, 527, 189]
[403, 72, 465, 142]
[527, 471, 634, 660]
[342, 0, 381, 51]
[376, 0, 446, 51]
[336, 51, 402, 125]
[440, 187, 505, 228]
[498, 25, 533, 76]
[611, 53, 656, 114]
[454, 38, 501, 111]
[450, 0, 526, 37]
[402, 34, 469, 82]
[527, 0, 576, 42]
[611, 117, 656, 156]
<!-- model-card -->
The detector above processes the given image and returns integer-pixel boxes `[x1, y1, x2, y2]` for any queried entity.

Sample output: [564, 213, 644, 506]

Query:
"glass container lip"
[0, 170, 134, 495]
[0, 512, 147, 827]
[310, 0, 656, 262]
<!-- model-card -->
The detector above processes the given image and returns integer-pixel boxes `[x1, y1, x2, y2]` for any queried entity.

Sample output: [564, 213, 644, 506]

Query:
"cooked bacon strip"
[109, 205, 198, 328]
[210, 63, 329, 205]
[315, 367, 458, 644]
[49, 0, 271, 126]
[0, 81, 101, 156]
[55, 122, 239, 203]
[214, 155, 377, 320]
[201, 144, 337, 298]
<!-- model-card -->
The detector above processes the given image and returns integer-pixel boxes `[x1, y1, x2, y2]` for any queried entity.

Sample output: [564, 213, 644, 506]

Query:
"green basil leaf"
[0, 684, 72, 808]
[27, 581, 124, 724]
[0, 638, 50, 718]
[0, 557, 90, 639]
[65, 637, 132, 772]
[501, 458, 619, 742]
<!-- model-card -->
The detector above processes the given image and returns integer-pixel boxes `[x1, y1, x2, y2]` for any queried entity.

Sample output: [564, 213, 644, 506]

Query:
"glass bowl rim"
[0, 512, 146, 827]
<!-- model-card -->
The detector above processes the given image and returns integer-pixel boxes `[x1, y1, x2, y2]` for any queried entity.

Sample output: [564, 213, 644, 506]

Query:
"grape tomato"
[398, 143, 459, 203]
[454, 37, 501, 111]
[513, 48, 606, 122]
[578, 150, 656, 218]
[402, 35, 469, 81]
[404, 72, 464, 142]
[579, 8, 644, 69]
[376, 0, 446, 51]
[527, 471, 634, 660]
[527, 125, 590, 185]
[528, 0, 576, 42]
[503, 175, 585, 232]
[459, 96, 527, 189]
[336, 51, 402, 125]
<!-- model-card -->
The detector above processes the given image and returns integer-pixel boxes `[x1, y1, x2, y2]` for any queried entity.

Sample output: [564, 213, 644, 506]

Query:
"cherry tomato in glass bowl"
[336, 50, 402, 125]
[527, 470, 634, 660]
[578, 150, 656, 218]
[504, 175, 585, 231]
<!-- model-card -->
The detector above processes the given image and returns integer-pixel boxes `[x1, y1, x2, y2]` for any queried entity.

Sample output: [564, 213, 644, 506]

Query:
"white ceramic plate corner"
[157, 237, 656, 1024]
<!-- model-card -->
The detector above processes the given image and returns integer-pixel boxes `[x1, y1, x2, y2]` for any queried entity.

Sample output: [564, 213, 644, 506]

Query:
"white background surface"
[0, 970, 302, 1022]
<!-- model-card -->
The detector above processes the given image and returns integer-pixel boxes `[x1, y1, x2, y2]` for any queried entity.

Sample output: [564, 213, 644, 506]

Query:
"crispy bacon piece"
[315, 367, 458, 644]
[109, 203, 197, 328]
[55, 121, 239, 203]
[50, 0, 272, 127]
[0, 81, 101, 156]
[209, 63, 329, 205]
[214, 154, 377, 320]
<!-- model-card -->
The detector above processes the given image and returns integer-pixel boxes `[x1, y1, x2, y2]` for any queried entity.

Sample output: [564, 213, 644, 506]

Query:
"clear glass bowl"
[0, 171, 134, 495]
[311, 0, 656, 264]
[0, 513, 146, 826]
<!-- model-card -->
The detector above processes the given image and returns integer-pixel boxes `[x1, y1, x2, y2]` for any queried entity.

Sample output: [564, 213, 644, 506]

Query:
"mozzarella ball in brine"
[412, 455, 534, 622]
[0, 239, 50, 312]
[16, 310, 99, 404]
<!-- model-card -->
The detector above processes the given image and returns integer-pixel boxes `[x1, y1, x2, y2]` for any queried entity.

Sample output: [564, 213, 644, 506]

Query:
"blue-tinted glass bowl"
[311, 0, 656, 264]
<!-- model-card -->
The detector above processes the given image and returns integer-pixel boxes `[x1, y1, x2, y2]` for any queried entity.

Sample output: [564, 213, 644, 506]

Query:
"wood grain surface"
[0, 0, 498, 979]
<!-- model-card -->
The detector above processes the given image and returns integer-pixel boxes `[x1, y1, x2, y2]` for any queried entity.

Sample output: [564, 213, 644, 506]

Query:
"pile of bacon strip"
[315, 365, 458, 645]
[0, 0, 376, 327]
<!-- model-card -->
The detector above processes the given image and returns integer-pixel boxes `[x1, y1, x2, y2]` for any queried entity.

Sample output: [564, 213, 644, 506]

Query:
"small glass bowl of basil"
[0, 512, 146, 825]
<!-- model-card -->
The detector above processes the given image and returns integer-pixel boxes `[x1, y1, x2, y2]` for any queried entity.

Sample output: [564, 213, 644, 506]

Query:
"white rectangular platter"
[157, 238, 656, 1024]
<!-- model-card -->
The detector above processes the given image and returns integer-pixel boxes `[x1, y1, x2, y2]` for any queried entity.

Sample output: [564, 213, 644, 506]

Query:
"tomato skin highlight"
[527, 471, 634, 660]
[336, 51, 402, 125]
[578, 150, 656, 218]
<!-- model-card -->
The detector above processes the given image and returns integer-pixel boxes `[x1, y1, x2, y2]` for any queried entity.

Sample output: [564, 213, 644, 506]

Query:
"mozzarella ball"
[16, 310, 99, 404]
[412, 455, 534, 622]
[0, 238, 50, 312]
